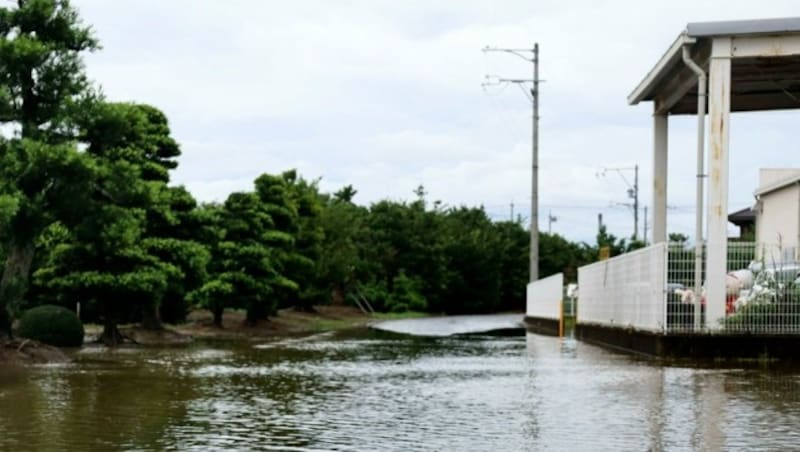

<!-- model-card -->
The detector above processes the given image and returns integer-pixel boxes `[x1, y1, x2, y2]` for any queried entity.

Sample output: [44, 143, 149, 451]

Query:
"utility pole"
[483, 43, 540, 282]
[633, 164, 639, 241]
[548, 210, 557, 234]
[643, 206, 648, 244]
[510, 201, 515, 222]
[532, 43, 539, 282]
[597, 165, 639, 241]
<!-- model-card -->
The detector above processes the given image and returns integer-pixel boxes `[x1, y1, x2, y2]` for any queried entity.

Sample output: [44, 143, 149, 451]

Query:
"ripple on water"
[5, 325, 800, 450]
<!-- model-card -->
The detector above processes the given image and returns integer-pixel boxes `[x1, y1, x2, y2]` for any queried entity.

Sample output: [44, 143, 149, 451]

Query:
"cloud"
[74, 0, 800, 242]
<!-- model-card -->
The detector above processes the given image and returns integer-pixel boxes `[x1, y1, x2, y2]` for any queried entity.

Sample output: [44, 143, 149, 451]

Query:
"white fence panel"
[526, 273, 563, 320]
[578, 243, 667, 332]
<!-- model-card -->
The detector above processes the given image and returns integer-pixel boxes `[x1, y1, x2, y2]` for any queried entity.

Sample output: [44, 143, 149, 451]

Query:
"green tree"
[669, 233, 689, 246]
[494, 220, 529, 309]
[253, 173, 300, 313]
[438, 206, 502, 314]
[185, 203, 229, 327]
[81, 102, 206, 330]
[595, 224, 628, 258]
[79, 102, 180, 183]
[540, 232, 593, 282]
[31, 102, 197, 341]
[282, 172, 325, 310]
[34, 155, 173, 344]
[144, 186, 210, 325]
[221, 192, 287, 325]
[316, 193, 369, 305]
[0, 139, 94, 336]
[333, 184, 357, 203]
[365, 194, 451, 311]
[387, 270, 427, 312]
[0, 0, 98, 337]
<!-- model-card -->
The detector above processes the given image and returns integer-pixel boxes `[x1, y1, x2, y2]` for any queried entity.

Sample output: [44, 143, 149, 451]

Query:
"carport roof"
[687, 17, 800, 37]
[628, 17, 800, 114]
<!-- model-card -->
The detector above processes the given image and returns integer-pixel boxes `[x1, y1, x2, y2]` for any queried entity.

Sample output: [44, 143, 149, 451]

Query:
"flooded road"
[2, 316, 800, 450]
[372, 313, 524, 336]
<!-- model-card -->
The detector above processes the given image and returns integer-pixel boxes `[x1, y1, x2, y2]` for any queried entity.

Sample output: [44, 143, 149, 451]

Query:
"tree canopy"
[0, 0, 642, 343]
[0, 0, 98, 337]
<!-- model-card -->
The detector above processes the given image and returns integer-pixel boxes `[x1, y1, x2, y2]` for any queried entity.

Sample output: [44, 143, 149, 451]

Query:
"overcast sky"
[73, 0, 800, 243]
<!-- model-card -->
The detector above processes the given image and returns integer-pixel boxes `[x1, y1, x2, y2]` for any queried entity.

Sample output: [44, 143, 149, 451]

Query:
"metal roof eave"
[727, 207, 756, 223]
[629, 18, 800, 107]
[627, 33, 695, 106]
[687, 17, 800, 38]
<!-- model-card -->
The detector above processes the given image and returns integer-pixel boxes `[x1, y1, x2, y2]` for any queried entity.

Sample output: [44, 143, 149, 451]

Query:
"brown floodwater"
[2, 316, 800, 451]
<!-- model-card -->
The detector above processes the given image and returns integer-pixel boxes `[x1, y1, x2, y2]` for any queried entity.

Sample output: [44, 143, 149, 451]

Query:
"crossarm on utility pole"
[482, 43, 541, 282]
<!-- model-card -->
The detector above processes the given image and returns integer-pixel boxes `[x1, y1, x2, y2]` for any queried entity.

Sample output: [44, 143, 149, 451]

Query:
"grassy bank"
[1, 307, 429, 364]
[82, 306, 430, 344]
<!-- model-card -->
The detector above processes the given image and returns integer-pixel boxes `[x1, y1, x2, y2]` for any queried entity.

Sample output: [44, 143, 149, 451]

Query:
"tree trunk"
[294, 297, 316, 313]
[141, 302, 163, 331]
[331, 284, 345, 306]
[212, 307, 223, 328]
[245, 299, 271, 326]
[245, 307, 258, 326]
[101, 319, 124, 346]
[99, 295, 125, 346]
[0, 241, 36, 339]
[0, 304, 11, 340]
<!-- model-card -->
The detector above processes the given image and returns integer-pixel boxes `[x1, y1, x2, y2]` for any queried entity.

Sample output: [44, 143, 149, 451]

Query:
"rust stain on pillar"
[710, 79, 726, 160]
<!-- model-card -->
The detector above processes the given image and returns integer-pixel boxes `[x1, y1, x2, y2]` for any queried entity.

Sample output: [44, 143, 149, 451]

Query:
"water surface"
[2, 316, 800, 451]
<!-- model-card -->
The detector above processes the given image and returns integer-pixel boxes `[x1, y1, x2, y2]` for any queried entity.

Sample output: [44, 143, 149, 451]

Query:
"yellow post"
[558, 299, 564, 337]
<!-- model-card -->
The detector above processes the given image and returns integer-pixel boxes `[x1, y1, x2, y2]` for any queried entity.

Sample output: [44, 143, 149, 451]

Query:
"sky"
[72, 0, 800, 243]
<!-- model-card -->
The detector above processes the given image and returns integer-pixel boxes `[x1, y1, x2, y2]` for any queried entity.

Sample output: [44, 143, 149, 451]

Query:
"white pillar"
[652, 112, 668, 244]
[706, 38, 732, 329]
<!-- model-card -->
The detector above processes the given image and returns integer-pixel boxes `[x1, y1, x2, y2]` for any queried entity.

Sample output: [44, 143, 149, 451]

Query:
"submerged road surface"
[371, 313, 525, 336]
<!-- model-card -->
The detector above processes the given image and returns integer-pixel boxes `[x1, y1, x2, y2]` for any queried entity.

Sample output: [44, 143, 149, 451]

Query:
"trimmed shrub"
[17, 305, 84, 347]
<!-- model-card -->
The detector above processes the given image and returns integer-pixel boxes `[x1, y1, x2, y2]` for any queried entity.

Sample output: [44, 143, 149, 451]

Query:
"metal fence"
[577, 243, 667, 332]
[665, 243, 705, 332]
[666, 242, 800, 334]
[574, 241, 800, 335]
[526, 273, 563, 320]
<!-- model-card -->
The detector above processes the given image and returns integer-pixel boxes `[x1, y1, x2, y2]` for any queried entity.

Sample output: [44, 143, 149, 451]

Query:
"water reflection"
[0, 354, 199, 450]
[522, 332, 800, 451]
[2, 325, 800, 450]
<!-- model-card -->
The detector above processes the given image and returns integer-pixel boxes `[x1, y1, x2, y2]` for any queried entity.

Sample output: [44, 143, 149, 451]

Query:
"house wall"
[756, 184, 800, 250]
